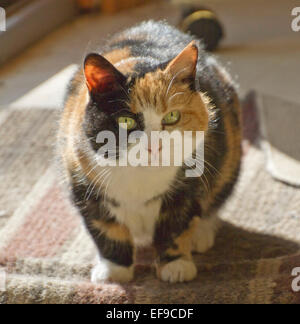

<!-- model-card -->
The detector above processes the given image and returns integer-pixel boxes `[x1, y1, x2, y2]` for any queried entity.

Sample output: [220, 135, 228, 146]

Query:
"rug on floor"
[0, 100, 299, 304]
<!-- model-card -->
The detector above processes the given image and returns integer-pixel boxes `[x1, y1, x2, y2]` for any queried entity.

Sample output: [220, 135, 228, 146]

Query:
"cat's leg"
[71, 181, 135, 283]
[192, 215, 220, 253]
[90, 220, 135, 283]
[154, 217, 200, 283]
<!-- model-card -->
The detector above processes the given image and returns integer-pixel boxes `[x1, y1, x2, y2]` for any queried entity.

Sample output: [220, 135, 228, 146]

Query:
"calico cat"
[58, 21, 241, 283]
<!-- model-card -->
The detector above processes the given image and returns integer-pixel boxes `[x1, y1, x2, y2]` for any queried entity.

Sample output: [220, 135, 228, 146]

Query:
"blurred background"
[0, 0, 299, 107]
[0, 0, 299, 304]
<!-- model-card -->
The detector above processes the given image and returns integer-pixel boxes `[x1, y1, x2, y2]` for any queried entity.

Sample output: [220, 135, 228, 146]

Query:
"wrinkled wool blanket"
[0, 98, 299, 304]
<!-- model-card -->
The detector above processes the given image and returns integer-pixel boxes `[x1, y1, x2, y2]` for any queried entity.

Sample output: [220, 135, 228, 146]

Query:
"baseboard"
[0, 0, 78, 65]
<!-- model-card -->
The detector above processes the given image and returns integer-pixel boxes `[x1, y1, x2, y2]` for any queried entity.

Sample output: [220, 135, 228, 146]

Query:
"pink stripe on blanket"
[1, 185, 78, 262]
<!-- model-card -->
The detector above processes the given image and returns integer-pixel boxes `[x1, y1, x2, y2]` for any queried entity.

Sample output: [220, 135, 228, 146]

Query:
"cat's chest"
[108, 166, 178, 204]
[106, 166, 178, 246]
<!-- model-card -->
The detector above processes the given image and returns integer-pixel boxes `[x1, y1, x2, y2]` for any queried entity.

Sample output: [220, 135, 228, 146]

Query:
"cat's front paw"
[157, 259, 197, 283]
[91, 260, 134, 284]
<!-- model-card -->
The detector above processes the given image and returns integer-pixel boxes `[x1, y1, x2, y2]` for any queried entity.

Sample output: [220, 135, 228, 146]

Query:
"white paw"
[159, 259, 197, 283]
[192, 217, 219, 253]
[91, 260, 134, 284]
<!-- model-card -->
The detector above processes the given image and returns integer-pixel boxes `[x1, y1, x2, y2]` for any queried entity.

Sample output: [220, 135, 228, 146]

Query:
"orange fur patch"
[130, 70, 210, 133]
[92, 219, 132, 242]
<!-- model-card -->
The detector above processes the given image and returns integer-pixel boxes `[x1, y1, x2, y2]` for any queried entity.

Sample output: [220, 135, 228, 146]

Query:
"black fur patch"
[83, 96, 145, 154]
[71, 175, 133, 267]
[154, 175, 202, 257]
[90, 231, 133, 267]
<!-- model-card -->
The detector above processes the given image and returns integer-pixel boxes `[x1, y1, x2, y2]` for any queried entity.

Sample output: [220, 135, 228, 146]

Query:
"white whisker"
[85, 168, 110, 201]
[166, 67, 188, 98]
[96, 171, 112, 200]
[168, 92, 185, 104]
[103, 176, 112, 205]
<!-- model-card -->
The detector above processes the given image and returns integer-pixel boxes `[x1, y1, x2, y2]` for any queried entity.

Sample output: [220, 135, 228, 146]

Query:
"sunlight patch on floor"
[9, 64, 78, 110]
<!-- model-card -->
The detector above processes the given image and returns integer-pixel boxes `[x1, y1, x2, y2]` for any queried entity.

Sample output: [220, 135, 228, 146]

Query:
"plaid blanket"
[0, 96, 299, 304]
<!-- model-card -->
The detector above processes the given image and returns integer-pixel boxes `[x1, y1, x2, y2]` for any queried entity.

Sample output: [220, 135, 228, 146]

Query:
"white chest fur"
[106, 166, 178, 246]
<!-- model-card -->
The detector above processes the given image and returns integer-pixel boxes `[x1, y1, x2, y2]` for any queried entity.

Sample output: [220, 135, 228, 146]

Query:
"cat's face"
[83, 42, 210, 168]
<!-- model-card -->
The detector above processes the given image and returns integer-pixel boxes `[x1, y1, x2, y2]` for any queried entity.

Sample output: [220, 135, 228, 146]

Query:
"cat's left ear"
[164, 41, 198, 84]
[84, 53, 126, 95]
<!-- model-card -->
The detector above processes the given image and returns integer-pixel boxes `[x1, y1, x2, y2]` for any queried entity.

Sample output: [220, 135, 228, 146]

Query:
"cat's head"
[83, 41, 210, 168]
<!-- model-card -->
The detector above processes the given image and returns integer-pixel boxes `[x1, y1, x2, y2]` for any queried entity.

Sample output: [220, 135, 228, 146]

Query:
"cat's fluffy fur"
[57, 21, 242, 283]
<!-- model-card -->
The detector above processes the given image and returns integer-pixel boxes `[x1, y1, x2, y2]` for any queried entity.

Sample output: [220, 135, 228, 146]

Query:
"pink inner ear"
[165, 41, 198, 79]
[85, 65, 118, 94]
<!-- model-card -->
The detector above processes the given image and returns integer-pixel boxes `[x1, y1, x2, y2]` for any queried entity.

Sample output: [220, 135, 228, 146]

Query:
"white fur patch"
[107, 165, 178, 246]
[159, 259, 197, 283]
[192, 216, 219, 253]
[91, 260, 134, 283]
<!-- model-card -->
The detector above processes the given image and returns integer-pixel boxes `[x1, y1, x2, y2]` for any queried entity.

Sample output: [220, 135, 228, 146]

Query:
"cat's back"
[102, 21, 203, 76]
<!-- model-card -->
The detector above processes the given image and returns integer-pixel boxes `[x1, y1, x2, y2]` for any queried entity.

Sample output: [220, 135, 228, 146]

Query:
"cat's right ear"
[164, 41, 198, 83]
[84, 53, 126, 95]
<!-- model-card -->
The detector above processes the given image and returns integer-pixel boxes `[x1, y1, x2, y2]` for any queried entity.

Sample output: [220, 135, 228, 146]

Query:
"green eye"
[162, 110, 181, 125]
[118, 116, 137, 130]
